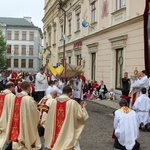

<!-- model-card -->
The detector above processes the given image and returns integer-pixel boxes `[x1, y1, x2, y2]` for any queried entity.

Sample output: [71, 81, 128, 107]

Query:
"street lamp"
[58, 0, 66, 67]
[58, 0, 67, 82]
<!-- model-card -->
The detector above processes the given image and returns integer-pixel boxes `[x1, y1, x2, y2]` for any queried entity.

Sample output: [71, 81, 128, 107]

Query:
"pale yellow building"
[43, 0, 146, 95]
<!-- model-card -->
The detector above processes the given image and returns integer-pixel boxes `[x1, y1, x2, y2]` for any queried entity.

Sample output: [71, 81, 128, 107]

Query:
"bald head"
[50, 90, 57, 98]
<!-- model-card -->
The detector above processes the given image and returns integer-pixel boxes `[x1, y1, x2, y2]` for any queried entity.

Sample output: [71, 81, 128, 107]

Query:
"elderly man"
[114, 99, 140, 150]
[44, 86, 89, 150]
[0, 82, 15, 149]
[1, 81, 41, 149]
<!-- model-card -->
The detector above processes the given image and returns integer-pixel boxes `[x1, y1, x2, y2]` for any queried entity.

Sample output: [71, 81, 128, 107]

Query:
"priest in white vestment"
[131, 70, 149, 94]
[73, 77, 83, 104]
[114, 99, 140, 150]
[44, 86, 89, 150]
[133, 87, 150, 131]
[0, 82, 15, 149]
[130, 70, 149, 107]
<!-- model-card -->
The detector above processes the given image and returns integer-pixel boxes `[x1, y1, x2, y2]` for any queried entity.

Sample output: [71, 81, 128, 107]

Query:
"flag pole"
[59, 0, 67, 83]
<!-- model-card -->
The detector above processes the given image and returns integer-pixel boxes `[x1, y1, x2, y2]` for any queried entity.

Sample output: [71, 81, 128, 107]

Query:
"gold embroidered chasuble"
[44, 95, 89, 150]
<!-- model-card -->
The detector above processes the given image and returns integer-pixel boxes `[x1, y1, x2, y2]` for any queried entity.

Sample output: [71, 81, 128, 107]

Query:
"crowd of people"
[113, 70, 150, 150]
[0, 68, 150, 150]
[0, 68, 89, 150]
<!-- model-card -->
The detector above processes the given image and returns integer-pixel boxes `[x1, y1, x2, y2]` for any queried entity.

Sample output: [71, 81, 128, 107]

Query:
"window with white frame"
[116, 0, 124, 10]
[76, 13, 80, 31]
[115, 48, 123, 89]
[91, 52, 96, 81]
[60, 25, 63, 39]
[76, 54, 81, 66]
[54, 27, 56, 44]
[68, 56, 71, 64]
[68, 19, 71, 35]
[91, 1, 96, 23]
[49, 32, 51, 45]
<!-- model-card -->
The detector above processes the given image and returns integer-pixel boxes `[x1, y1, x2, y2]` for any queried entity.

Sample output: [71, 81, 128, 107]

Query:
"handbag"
[2, 140, 12, 150]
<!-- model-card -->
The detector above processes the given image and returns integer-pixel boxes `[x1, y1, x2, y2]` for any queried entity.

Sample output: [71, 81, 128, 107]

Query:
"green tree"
[0, 27, 8, 69]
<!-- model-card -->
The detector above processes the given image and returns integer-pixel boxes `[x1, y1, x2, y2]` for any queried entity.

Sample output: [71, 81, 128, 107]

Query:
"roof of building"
[0, 17, 38, 28]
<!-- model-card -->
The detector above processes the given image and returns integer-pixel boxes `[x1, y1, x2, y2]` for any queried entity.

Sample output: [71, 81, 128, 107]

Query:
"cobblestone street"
[80, 101, 150, 150]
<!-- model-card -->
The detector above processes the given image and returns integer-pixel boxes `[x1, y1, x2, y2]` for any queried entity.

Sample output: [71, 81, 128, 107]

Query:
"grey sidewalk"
[86, 99, 120, 110]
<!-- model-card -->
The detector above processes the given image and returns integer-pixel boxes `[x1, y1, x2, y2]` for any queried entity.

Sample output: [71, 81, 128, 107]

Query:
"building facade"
[43, 0, 146, 94]
[0, 17, 43, 73]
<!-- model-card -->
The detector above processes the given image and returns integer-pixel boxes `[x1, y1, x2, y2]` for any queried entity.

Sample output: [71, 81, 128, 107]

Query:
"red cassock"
[10, 72, 18, 84]
[16, 85, 22, 94]
[80, 75, 86, 82]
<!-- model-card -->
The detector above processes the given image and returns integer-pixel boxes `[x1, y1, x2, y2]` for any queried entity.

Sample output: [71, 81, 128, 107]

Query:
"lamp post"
[58, 0, 66, 82]
[58, 0, 66, 67]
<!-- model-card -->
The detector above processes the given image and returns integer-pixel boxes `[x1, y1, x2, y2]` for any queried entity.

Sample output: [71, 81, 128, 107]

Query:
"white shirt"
[45, 86, 53, 96]
[133, 94, 150, 125]
[35, 72, 48, 92]
[53, 85, 62, 96]
[132, 75, 149, 90]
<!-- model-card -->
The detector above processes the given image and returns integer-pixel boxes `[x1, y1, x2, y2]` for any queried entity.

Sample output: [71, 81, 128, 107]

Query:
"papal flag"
[82, 18, 89, 28]
[43, 49, 50, 58]
[38, 52, 42, 59]
[61, 33, 66, 41]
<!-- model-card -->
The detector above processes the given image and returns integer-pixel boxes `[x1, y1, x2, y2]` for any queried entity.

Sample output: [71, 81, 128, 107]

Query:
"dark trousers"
[36, 91, 45, 102]
[122, 90, 129, 96]
[114, 138, 140, 150]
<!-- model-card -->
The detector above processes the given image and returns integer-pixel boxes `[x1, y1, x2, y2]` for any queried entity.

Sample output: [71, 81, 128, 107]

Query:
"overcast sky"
[0, 0, 44, 29]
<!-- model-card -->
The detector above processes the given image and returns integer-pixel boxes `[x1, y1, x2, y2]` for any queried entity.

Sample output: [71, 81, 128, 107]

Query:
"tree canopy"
[0, 27, 8, 69]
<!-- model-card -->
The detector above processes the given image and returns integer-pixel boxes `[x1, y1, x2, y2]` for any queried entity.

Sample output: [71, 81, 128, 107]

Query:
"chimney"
[24, 17, 32, 23]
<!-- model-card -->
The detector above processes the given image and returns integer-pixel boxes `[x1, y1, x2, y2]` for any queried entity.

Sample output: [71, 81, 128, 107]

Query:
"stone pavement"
[86, 99, 120, 110]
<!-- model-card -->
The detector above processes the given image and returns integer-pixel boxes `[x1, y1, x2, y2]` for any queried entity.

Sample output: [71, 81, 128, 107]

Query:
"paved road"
[79, 101, 150, 150]
[40, 101, 150, 150]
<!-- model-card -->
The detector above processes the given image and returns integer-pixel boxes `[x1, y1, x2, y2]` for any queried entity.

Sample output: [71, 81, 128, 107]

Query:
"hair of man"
[48, 80, 53, 86]
[142, 70, 147, 75]
[62, 86, 72, 94]
[53, 80, 58, 85]
[21, 81, 31, 91]
[5, 82, 14, 89]
[119, 99, 128, 107]
[141, 87, 146, 94]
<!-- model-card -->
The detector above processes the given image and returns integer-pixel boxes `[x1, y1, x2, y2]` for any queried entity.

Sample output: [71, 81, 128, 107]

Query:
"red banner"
[144, 0, 150, 76]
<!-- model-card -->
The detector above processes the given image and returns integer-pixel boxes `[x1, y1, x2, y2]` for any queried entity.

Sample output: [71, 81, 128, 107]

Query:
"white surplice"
[131, 75, 149, 92]
[114, 108, 139, 150]
[44, 95, 89, 150]
[133, 94, 150, 125]
[73, 79, 83, 100]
